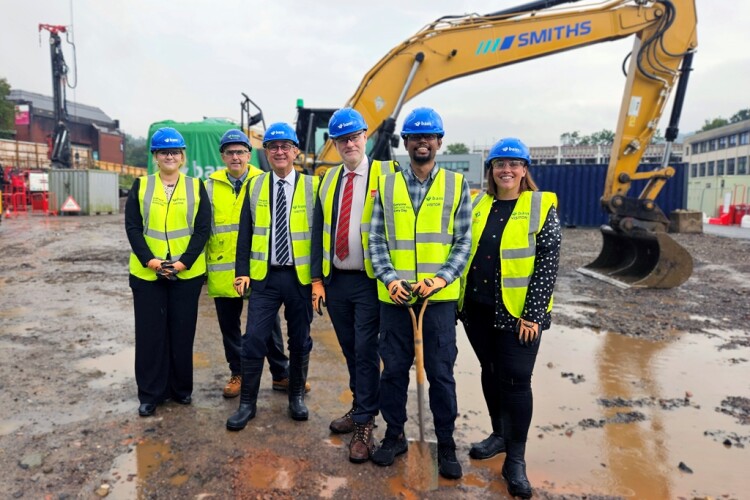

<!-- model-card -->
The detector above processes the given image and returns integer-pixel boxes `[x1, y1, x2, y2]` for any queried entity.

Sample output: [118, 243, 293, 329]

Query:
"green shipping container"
[147, 119, 266, 181]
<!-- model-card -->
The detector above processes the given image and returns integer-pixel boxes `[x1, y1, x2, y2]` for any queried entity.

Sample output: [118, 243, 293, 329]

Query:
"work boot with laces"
[272, 378, 311, 393]
[348, 419, 375, 463]
[371, 433, 408, 466]
[223, 374, 241, 398]
[329, 403, 356, 434]
[438, 440, 463, 479]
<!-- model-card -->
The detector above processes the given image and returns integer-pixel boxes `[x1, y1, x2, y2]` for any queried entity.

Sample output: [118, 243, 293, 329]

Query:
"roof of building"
[7, 89, 117, 127]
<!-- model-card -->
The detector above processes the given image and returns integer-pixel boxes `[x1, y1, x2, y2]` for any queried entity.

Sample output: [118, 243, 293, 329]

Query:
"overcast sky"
[2, 1, 747, 149]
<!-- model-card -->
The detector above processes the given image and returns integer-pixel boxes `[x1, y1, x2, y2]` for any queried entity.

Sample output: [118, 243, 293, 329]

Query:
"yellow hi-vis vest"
[128, 173, 206, 281]
[246, 172, 319, 285]
[375, 168, 463, 303]
[318, 160, 398, 279]
[205, 165, 263, 297]
[460, 191, 557, 316]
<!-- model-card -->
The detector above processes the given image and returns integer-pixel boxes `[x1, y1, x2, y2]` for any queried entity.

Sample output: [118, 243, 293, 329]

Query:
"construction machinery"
[286, 0, 697, 288]
[39, 24, 75, 169]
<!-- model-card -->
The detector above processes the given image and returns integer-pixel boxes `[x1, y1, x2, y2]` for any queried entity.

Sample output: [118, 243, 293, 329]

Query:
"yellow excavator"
[289, 0, 697, 288]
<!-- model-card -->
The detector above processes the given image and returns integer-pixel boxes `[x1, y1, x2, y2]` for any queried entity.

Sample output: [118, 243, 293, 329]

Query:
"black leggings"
[463, 300, 541, 442]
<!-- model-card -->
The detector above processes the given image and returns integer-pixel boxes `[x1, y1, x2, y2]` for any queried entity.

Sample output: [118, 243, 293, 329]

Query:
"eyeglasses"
[223, 149, 250, 157]
[333, 131, 364, 145]
[266, 143, 294, 152]
[407, 133, 438, 141]
[156, 149, 183, 157]
[491, 159, 526, 169]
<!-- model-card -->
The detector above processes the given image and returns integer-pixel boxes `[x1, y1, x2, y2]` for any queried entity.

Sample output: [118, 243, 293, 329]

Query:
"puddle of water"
[454, 323, 750, 499]
[318, 475, 348, 498]
[75, 347, 134, 389]
[107, 438, 188, 499]
[236, 451, 303, 490]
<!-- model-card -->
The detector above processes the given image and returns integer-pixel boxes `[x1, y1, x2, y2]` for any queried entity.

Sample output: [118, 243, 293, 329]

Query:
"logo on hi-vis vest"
[475, 21, 591, 55]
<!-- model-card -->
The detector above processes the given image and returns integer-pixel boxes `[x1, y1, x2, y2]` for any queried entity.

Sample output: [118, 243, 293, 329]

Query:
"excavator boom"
[300, 0, 696, 288]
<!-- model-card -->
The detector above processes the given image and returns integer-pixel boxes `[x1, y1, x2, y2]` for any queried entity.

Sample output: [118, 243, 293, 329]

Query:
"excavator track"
[577, 226, 693, 289]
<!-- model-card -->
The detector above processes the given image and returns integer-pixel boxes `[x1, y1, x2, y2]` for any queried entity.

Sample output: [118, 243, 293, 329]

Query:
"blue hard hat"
[263, 122, 299, 148]
[220, 129, 252, 152]
[328, 108, 367, 139]
[400, 107, 444, 139]
[150, 127, 186, 152]
[485, 137, 531, 169]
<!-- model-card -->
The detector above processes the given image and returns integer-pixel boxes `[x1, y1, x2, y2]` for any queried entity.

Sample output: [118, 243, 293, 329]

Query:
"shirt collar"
[272, 169, 296, 186]
[404, 163, 439, 182]
[226, 170, 248, 184]
[344, 156, 369, 178]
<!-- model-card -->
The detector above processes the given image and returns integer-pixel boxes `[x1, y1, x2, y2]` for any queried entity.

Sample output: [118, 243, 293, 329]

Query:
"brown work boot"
[329, 405, 356, 434]
[223, 374, 241, 398]
[349, 419, 375, 463]
[272, 378, 311, 393]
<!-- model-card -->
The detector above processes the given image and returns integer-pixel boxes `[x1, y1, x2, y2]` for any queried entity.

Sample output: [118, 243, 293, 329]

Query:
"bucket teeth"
[577, 226, 693, 289]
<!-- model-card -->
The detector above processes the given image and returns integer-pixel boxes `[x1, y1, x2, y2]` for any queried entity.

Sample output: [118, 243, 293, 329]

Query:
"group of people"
[125, 106, 561, 499]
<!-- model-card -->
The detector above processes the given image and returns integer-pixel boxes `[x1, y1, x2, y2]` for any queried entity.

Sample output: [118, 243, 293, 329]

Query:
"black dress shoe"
[174, 395, 192, 405]
[138, 403, 156, 417]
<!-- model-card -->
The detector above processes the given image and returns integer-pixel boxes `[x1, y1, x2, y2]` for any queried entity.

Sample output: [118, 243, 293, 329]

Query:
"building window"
[708, 161, 715, 176]
[718, 136, 727, 149]
[709, 139, 717, 151]
[717, 160, 725, 175]
[740, 132, 750, 145]
[728, 134, 737, 147]
[699, 141, 707, 153]
[691, 163, 698, 177]
[699, 162, 706, 176]
[727, 158, 735, 175]
[738, 157, 748, 175]
[691, 144, 699, 155]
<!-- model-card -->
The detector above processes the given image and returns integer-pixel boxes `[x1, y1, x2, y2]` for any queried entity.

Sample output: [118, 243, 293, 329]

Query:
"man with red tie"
[311, 108, 398, 463]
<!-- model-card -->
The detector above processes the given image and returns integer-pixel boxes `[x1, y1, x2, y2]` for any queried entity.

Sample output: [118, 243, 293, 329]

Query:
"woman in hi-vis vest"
[125, 127, 210, 418]
[459, 137, 561, 499]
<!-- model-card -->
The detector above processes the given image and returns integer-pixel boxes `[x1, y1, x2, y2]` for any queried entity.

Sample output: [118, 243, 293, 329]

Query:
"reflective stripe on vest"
[319, 160, 397, 279]
[205, 166, 263, 297]
[128, 174, 206, 281]
[247, 172, 318, 285]
[460, 191, 557, 316]
[375, 169, 462, 303]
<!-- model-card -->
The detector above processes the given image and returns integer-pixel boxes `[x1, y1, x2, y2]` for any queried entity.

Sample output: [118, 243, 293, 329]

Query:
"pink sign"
[15, 105, 29, 125]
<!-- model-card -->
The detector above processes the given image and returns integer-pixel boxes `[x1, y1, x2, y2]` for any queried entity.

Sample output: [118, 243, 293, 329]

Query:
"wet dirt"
[0, 213, 748, 499]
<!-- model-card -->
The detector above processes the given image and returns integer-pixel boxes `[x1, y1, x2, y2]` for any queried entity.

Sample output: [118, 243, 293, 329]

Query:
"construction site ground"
[0, 210, 748, 499]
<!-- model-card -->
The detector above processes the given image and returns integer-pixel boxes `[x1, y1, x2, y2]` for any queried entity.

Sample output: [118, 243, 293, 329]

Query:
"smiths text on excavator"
[291, 0, 697, 289]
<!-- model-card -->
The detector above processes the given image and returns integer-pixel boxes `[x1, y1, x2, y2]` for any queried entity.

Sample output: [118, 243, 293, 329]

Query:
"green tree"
[445, 142, 469, 154]
[730, 108, 750, 123]
[701, 117, 729, 131]
[560, 131, 581, 146]
[0, 77, 15, 138]
[124, 134, 149, 167]
[587, 129, 615, 145]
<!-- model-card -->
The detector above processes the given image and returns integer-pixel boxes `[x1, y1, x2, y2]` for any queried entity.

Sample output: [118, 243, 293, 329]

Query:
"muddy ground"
[0, 212, 748, 499]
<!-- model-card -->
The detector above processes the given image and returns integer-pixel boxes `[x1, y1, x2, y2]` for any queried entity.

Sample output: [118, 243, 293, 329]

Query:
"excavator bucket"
[577, 226, 693, 288]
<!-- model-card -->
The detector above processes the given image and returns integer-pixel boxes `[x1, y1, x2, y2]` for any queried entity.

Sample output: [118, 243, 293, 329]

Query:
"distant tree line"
[699, 109, 750, 132]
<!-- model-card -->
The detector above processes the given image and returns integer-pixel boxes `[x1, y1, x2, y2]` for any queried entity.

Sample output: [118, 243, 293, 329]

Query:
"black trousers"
[463, 299, 542, 442]
[326, 270, 380, 423]
[214, 297, 288, 379]
[130, 274, 204, 404]
[242, 268, 313, 360]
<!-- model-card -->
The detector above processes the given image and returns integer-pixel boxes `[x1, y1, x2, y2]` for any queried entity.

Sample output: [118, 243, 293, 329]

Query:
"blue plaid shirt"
[369, 165, 472, 288]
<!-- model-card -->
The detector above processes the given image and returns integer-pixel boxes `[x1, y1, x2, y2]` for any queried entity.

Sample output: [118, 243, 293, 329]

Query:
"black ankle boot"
[226, 358, 264, 431]
[502, 440, 532, 498]
[288, 353, 309, 421]
[469, 416, 506, 459]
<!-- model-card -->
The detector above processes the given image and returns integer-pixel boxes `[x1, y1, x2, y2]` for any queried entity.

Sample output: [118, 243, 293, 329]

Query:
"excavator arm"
[309, 0, 697, 288]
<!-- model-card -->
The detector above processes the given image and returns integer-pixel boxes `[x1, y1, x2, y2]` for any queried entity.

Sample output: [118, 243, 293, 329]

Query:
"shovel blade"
[402, 440, 438, 491]
[578, 226, 693, 289]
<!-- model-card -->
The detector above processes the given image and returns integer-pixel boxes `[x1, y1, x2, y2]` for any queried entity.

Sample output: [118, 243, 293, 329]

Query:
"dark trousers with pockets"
[214, 297, 288, 379]
[379, 301, 458, 443]
[242, 268, 313, 360]
[130, 274, 203, 405]
[326, 269, 380, 423]
[463, 300, 541, 442]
